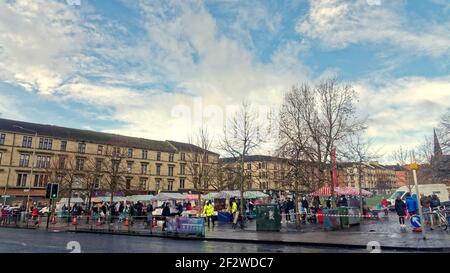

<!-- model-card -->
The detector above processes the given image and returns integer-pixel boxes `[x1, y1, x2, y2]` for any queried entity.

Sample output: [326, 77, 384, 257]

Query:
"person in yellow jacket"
[203, 200, 215, 228]
[231, 199, 238, 228]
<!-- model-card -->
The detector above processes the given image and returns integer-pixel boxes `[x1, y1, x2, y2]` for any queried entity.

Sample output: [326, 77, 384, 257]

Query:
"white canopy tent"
[125, 195, 154, 202]
[57, 197, 84, 205]
[153, 192, 186, 201]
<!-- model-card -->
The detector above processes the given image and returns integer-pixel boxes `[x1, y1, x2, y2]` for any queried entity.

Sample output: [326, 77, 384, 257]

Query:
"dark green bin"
[339, 207, 349, 228]
[255, 204, 281, 231]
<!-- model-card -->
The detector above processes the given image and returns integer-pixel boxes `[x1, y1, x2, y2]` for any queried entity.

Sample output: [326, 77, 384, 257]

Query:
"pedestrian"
[203, 200, 215, 228]
[177, 202, 183, 216]
[1, 206, 7, 226]
[405, 192, 418, 216]
[430, 194, 441, 209]
[394, 195, 407, 229]
[301, 196, 309, 223]
[186, 201, 192, 211]
[31, 206, 39, 227]
[162, 203, 171, 231]
[146, 202, 153, 227]
[231, 199, 238, 228]
[381, 197, 389, 216]
[287, 198, 295, 222]
[326, 197, 331, 209]
[284, 198, 291, 222]
[420, 194, 431, 225]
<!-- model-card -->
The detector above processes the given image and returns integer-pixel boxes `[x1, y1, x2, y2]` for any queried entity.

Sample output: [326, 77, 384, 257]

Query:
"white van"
[388, 184, 449, 210]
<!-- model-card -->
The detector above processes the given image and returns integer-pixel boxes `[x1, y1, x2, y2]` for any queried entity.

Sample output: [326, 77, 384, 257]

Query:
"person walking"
[394, 195, 407, 229]
[231, 199, 238, 228]
[301, 197, 309, 224]
[162, 203, 171, 231]
[381, 197, 389, 216]
[405, 193, 418, 216]
[203, 200, 215, 228]
[146, 202, 153, 227]
[1, 206, 7, 226]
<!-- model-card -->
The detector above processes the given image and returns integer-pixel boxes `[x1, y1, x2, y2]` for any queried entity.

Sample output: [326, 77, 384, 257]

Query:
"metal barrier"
[0, 213, 206, 237]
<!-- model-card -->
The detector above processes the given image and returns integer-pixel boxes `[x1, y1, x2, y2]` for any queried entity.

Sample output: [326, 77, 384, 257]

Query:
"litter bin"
[323, 209, 341, 231]
[339, 207, 349, 228]
[347, 207, 361, 225]
[256, 204, 281, 231]
[218, 211, 231, 222]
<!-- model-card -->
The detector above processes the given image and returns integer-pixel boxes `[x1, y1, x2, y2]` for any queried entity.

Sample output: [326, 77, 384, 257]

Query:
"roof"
[0, 118, 177, 152]
[434, 155, 450, 181]
[166, 140, 219, 156]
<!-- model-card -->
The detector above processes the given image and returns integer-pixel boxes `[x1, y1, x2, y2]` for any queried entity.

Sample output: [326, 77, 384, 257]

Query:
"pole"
[412, 169, 426, 240]
[46, 198, 52, 229]
[26, 131, 38, 214]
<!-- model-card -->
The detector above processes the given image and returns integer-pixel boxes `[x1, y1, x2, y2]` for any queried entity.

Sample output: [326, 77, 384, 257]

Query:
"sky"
[0, 0, 449, 162]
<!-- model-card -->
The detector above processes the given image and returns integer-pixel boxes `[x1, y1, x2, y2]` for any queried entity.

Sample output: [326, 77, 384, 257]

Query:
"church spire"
[434, 128, 443, 157]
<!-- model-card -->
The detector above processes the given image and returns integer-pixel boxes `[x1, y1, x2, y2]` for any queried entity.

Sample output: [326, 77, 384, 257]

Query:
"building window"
[168, 165, 174, 176]
[113, 147, 121, 156]
[19, 154, 30, 167]
[179, 178, 185, 189]
[155, 178, 161, 190]
[34, 174, 48, 187]
[167, 179, 174, 191]
[97, 145, 103, 155]
[16, 173, 28, 187]
[0, 133, 5, 145]
[22, 136, 33, 148]
[142, 150, 148, 160]
[78, 143, 86, 154]
[38, 138, 52, 150]
[93, 176, 101, 189]
[157, 152, 161, 161]
[141, 163, 148, 174]
[0, 152, 2, 164]
[156, 164, 161, 176]
[36, 155, 51, 168]
[247, 163, 251, 170]
[128, 148, 133, 158]
[180, 152, 185, 161]
[180, 164, 185, 175]
[127, 162, 133, 173]
[194, 153, 198, 162]
[139, 178, 147, 190]
[169, 153, 174, 162]
[95, 159, 103, 172]
[76, 158, 85, 171]
[60, 140, 67, 151]
[58, 155, 66, 169]
[126, 178, 131, 190]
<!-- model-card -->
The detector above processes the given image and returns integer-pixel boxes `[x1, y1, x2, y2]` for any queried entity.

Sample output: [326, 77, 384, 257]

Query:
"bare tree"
[440, 108, 450, 150]
[185, 126, 217, 210]
[277, 78, 363, 226]
[99, 145, 129, 207]
[220, 101, 265, 216]
[341, 131, 381, 212]
[390, 146, 414, 191]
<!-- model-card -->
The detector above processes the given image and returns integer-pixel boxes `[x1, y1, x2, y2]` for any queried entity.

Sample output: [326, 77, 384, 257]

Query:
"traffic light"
[45, 183, 59, 199]
[46, 183, 52, 199]
[51, 183, 59, 199]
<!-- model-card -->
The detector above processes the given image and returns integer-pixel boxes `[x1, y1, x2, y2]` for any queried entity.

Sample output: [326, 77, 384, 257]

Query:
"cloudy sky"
[0, 0, 449, 161]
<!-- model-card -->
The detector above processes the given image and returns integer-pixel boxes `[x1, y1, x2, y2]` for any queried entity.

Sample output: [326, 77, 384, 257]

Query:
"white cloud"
[296, 0, 450, 57]
[355, 76, 450, 154]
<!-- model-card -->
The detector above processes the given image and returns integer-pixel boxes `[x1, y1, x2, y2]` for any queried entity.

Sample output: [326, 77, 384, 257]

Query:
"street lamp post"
[13, 125, 38, 213]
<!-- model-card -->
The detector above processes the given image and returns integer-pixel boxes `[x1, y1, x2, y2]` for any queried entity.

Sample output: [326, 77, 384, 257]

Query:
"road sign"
[406, 163, 419, 170]
[411, 215, 421, 228]
[1, 195, 14, 198]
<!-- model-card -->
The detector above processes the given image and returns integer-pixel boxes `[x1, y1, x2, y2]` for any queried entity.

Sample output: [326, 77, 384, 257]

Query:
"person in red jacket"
[1, 206, 7, 225]
[381, 198, 389, 216]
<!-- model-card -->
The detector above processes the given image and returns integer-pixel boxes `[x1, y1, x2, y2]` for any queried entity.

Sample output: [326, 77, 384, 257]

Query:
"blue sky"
[0, 0, 449, 161]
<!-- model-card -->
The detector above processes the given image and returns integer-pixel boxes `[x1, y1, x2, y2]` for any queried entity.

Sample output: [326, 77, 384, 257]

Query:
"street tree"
[341, 131, 381, 212]
[220, 101, 265, 216]
[277, 78, 364, 225]
[185, 126, 218, 210]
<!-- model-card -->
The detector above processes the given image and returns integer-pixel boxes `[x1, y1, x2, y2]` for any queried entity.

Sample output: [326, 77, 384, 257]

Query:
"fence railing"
[0, 213, 205, 237]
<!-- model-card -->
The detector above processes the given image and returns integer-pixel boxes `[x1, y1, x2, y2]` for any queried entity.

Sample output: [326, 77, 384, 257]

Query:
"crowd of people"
[393, 193, 442, 229]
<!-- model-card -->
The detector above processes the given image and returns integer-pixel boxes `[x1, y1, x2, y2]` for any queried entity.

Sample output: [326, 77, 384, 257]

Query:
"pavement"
[2, 213, 450, 252]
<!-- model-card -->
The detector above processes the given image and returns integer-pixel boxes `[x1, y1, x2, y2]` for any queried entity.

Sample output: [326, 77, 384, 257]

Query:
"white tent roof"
[125, 195, 154, 202]
[91, 196, 126, 203]
[58, 197, 84, 205]
[153, 192, 186, 200]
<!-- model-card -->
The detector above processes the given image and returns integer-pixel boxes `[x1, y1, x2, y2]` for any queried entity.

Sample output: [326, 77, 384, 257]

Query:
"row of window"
[15, 173, 186, 191]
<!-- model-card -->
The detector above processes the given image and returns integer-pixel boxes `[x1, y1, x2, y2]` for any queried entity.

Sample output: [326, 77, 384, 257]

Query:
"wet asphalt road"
[0, 227, 372, 253]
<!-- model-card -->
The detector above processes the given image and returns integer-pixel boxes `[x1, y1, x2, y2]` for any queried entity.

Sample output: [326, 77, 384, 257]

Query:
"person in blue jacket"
[405, 192, 418, 216]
